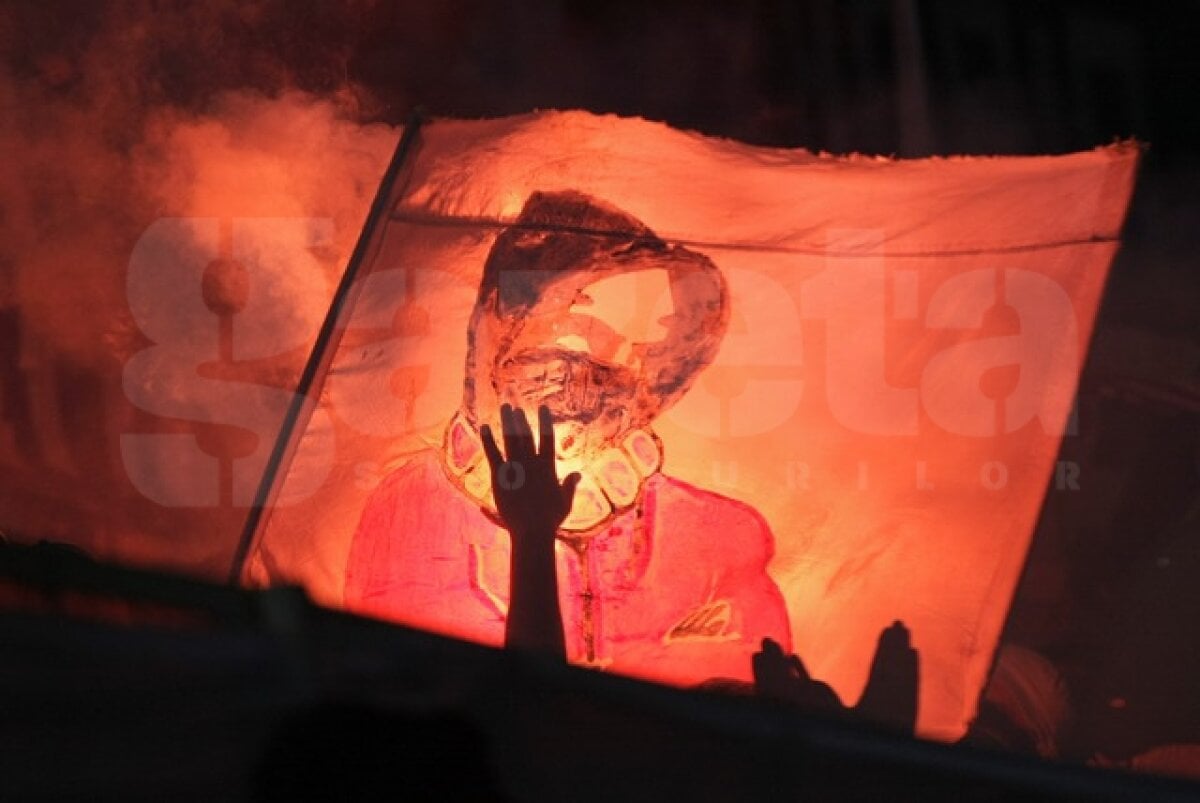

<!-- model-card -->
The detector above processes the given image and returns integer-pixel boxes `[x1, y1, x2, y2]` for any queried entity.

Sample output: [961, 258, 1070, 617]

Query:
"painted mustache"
[495, 348, 638, 424]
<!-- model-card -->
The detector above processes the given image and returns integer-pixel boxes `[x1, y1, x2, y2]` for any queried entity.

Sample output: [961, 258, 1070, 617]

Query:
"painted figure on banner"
[344, 190, 791, 684]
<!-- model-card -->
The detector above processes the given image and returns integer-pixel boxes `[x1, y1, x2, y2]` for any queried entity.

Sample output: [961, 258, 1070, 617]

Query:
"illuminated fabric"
[344, 451, 791, 684]
[346, 189, 791, 684]
[246, 111, 1138, 738]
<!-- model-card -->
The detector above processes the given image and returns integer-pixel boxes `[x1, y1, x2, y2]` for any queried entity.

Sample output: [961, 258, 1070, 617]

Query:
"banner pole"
[227, 110, 426, 586]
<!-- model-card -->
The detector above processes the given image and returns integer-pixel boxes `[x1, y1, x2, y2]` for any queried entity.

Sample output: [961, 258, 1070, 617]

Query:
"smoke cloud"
[0, 1, 398, 575]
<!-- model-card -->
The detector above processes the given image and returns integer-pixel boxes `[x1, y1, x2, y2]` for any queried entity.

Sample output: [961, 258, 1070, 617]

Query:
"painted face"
[462, 191, 728, 461]
[491, 266, 676, 457]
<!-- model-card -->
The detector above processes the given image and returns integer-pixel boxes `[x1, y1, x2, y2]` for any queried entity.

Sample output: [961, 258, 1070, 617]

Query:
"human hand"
[752, 624, 919, 735]
[855, 620, 919, 734]
[480, 404, 581, 542]
[752, 637, 844, 713]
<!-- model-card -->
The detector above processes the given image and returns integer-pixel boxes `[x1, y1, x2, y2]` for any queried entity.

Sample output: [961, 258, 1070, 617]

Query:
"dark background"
[2, 0, 1198, 766]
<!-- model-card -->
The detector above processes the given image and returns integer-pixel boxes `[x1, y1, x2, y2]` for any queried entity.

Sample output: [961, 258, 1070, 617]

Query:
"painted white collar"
[441, 411, 663, 534]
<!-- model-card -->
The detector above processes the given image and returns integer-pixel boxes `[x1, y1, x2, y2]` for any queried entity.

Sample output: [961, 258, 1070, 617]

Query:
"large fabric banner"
[246, 111, 1137, 738]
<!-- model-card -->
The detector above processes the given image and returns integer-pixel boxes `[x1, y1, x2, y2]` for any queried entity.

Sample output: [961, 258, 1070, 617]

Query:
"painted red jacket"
[344, 451, 791, 686]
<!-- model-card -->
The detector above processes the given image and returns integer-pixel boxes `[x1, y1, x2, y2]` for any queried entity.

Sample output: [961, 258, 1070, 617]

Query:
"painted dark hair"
[464, 190, 728, 430]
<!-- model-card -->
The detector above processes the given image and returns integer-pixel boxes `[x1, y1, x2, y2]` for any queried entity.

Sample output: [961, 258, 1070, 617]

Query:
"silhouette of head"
[463, 191, 728, 459]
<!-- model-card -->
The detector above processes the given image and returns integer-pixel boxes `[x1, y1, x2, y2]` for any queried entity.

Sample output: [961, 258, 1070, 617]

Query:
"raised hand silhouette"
[752, 637, 843, 713]
[855, 620, 919, 733]
[480, 404, 581, 543]
[753, 621, 920, 735]
[480, 404, 581, 657]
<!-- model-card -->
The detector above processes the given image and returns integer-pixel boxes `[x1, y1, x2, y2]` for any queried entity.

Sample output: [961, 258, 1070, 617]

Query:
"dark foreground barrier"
[0, 540, 1196, 802]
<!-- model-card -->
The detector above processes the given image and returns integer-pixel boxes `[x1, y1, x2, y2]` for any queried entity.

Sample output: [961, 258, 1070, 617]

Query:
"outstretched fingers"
[516, 405, 536, 458]
[501, 403, 535, 463]
[537, 404, 556, 462]
[499, 404, 517, 461]
[560, 471, 581, 510]
[485, 405, 558, 477]
[480, 422, 503, 471]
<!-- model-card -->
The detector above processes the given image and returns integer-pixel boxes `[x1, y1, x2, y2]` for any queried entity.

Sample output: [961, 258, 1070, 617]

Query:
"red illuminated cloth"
[344, 451, 791, 684]
[246, 111, 1138, 739]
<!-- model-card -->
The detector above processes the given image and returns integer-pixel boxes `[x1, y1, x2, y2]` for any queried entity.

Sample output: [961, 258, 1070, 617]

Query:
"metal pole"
[227, 110, 426, 585]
